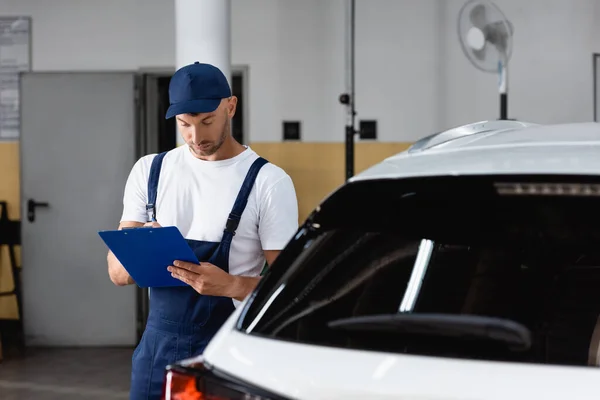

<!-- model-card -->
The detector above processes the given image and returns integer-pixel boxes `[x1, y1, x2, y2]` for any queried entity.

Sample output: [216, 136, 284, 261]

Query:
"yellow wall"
[251, 142, 411, 222]
[0, 141, 410, 320]
[0, 142, 21, 320]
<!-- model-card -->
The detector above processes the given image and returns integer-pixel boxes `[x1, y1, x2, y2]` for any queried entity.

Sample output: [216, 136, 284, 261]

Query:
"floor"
[0, 347, 134, 399]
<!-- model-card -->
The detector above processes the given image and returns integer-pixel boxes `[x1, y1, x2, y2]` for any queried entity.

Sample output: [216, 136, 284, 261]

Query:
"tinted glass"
[242, 177, 600, 367]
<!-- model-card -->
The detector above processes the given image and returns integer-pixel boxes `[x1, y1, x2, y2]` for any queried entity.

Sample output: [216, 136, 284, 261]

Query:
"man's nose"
[191, 126, 202, 143]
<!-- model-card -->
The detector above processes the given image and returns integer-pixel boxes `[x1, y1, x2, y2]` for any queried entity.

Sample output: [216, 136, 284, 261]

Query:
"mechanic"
[107, 62, 299, 400]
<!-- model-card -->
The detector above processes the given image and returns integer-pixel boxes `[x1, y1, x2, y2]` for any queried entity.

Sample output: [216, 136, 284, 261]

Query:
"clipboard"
[98, 226, 199, 288]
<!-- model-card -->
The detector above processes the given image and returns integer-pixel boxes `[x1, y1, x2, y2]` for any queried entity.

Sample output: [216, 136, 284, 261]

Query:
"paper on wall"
[0, 17, 30, 140]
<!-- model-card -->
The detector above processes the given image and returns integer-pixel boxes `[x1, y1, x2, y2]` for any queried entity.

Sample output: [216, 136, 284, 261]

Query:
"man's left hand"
[167, 261, 259, 301]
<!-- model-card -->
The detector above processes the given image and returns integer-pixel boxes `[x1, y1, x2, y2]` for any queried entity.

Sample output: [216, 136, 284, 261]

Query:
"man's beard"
[189, 118, 229, 157]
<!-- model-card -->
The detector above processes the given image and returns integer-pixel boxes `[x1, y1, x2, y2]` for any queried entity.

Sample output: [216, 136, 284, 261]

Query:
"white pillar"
[174, 0, 231, 146]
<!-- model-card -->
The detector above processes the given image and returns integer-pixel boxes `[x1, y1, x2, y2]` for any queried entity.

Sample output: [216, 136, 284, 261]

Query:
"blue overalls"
[129, 150, 268, 400]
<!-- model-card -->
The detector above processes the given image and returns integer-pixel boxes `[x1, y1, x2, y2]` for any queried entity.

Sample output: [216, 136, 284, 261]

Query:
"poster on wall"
[0, 73, 19, 139]
[0, 16, 31, 140]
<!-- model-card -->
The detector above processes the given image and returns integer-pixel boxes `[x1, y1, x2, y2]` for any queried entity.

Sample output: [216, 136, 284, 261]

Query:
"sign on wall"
[0, 17, 31, 140]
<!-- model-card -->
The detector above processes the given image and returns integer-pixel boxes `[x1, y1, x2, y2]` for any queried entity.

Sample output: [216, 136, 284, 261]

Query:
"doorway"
[231, 69, 247, 144]
[157, 77, 177, 151]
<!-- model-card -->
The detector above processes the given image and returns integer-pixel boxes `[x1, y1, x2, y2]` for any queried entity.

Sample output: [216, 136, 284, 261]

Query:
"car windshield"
[240, 176, 600, 367]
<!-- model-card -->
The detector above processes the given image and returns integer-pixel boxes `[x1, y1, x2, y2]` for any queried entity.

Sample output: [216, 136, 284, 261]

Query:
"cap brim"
[165, 98, 222, 119]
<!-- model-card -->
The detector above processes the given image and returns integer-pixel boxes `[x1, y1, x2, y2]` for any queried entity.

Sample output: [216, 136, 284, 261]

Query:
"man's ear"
[227, 96, 238, 118]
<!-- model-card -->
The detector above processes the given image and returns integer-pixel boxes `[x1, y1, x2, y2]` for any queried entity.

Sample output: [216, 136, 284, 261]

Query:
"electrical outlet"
[360, 120, 377, 140]
[283, 121, 301, 141]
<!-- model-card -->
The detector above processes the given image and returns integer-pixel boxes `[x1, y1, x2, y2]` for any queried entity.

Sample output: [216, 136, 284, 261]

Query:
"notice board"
[0, 17, 31, 140]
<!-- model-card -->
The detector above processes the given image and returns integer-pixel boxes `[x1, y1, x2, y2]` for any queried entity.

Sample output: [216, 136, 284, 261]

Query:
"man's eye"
[202, 120, 213, 126]
[180, 122, 190, 127]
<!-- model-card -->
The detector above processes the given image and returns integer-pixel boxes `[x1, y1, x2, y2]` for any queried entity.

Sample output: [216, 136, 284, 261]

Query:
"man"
[107, 62, 298, 400]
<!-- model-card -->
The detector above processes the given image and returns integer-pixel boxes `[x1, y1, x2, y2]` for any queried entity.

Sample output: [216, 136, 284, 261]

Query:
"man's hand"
[168, 261, 260, 301]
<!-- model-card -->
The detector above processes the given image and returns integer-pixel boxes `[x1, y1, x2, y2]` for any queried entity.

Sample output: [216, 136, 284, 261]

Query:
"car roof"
[351, 121, 600, 182]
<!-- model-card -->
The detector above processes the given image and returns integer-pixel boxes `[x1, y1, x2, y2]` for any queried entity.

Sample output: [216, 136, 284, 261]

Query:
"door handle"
[27, 199, 49, 223]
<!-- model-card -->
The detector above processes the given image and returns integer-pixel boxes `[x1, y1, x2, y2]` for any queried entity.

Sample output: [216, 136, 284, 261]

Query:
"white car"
[161, 120, 600, 400]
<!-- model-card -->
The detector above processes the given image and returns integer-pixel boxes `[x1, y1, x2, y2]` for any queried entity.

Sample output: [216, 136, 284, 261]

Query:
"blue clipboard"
[98, 226, 199, 288]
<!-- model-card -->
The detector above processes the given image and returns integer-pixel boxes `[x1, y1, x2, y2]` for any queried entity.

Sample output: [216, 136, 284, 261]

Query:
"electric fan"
[458, 0, 514, 120]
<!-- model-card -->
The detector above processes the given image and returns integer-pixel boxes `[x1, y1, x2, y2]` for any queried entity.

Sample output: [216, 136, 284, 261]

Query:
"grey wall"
[441, 0, 600, 130]
[1, 0, 598, 142]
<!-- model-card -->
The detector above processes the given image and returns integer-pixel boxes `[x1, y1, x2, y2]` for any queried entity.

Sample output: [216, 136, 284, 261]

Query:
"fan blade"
[471, 47, 486, 61]
[484, 21, 511, 54]
[486, 21, 512, 38]
[470, 3, 487, 29]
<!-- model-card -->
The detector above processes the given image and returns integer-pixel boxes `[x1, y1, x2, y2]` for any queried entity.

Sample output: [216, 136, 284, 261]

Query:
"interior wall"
[0, 143, 20, 319]
[251, 142, 412, 222]
[231, 0, 444, 143]
[441, 0, 600, 128]
[0, 0, 595, 142]
[0, 0, 175, 71]
[1, 0, 599, 319]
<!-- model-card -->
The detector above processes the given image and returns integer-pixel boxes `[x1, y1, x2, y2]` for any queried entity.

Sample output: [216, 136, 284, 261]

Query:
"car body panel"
[352, 122, 600, 182]
[406, 119, 538, 153]
[204, 327, 600, 400]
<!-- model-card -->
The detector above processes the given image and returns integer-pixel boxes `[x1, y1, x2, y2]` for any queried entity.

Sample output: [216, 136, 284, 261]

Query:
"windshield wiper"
[328, 313, 531, 351]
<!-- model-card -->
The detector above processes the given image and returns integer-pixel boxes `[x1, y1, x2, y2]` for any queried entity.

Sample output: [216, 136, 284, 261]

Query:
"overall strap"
[225, 157, 269, 235]
[146, 151, 169, 222]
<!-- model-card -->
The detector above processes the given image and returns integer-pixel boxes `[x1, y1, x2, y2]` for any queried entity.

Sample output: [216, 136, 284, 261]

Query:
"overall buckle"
[225, 216, 240, 235]
[145, 204, 155, 222]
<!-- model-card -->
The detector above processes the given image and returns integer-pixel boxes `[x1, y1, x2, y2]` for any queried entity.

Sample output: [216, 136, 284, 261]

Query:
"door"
[20, 72, 139, 346]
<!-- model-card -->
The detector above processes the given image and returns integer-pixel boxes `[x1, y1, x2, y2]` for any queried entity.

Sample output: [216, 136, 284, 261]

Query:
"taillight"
[163, 369, 202, 400]
[162, 359, 283, 400]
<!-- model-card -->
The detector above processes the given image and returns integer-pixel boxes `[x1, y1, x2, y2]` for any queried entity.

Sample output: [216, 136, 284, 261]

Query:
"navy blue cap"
[165, 62, 232, 119]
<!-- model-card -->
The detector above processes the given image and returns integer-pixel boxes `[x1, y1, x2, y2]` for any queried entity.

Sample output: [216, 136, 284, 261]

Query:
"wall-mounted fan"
[458, 0, 514, 120]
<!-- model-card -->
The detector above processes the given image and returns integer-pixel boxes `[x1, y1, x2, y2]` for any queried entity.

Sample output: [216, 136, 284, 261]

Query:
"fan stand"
[339, 0, 357, 181]
[498, 56, 508, 120]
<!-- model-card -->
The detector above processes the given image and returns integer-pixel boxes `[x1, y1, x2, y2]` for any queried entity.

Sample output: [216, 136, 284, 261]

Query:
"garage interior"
[1, 0, 600, 398]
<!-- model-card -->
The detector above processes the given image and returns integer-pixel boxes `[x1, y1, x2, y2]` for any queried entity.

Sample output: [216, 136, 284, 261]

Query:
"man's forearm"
[229, 275, 261, 301]
[107, 251, 135, 286]
[225, 250, 279, 301]
[108, 221, 144, 286]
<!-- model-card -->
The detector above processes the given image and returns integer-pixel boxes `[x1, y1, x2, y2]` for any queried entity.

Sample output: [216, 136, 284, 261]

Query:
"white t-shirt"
[120, 145, 299, 289]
